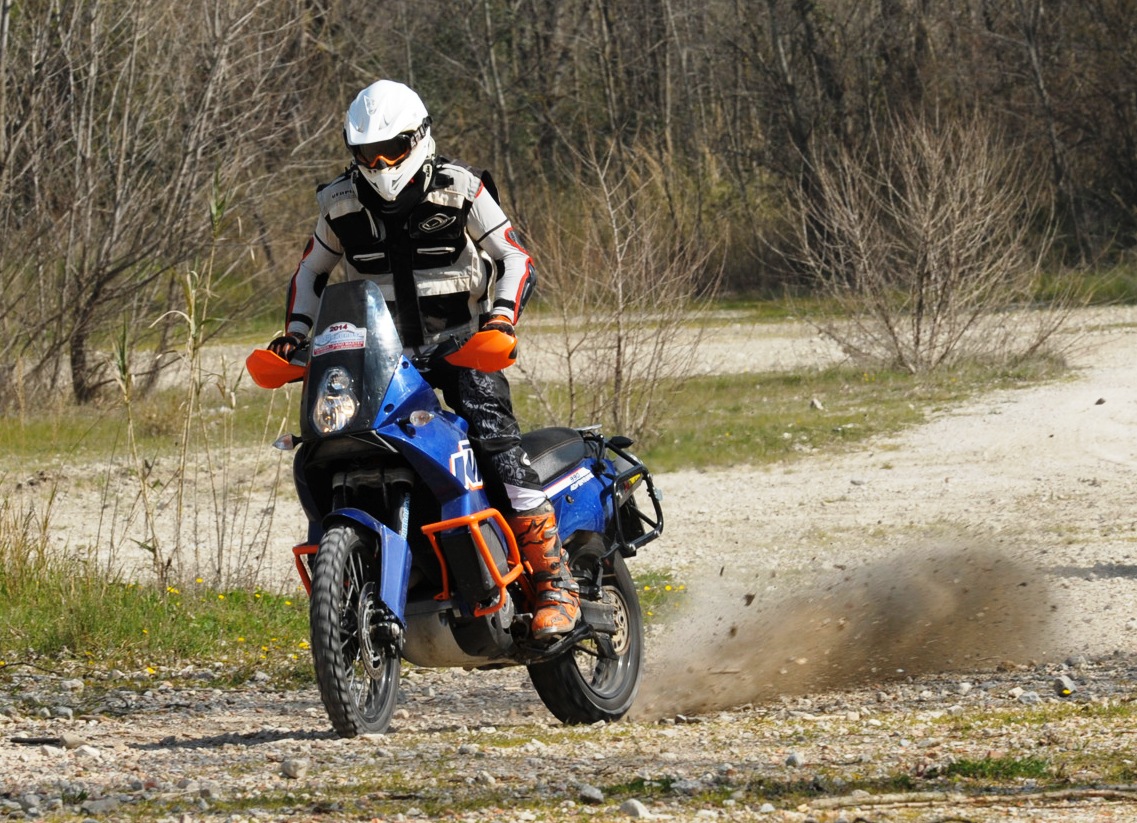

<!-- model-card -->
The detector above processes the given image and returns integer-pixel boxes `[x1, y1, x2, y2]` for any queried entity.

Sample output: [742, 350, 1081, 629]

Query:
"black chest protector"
[318, 160, 493, 347]
[326, 164, 472, 275]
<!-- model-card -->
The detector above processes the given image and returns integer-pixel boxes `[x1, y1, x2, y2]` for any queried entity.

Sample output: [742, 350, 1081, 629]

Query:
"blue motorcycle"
[247, 280, 663, 737]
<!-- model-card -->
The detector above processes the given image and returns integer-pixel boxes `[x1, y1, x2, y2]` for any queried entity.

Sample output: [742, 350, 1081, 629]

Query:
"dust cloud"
[633, 545, 1060, 719]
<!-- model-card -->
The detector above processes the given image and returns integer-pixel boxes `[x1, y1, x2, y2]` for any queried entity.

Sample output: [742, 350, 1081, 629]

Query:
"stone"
[619, 798, 652, 818]
[59, 732, 86, 749]
[1017, 690, 1041, 705]
[80, 797, 120, 815]
[578, 784, 604, 804]
[1054, 675, 1078, 697]
[281, 758, 309, 779]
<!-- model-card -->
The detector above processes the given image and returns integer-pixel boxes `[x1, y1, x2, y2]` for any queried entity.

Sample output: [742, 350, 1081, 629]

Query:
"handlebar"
[409, 334, 468, 371]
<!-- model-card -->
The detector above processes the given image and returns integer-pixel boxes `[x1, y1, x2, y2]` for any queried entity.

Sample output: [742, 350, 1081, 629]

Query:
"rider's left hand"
[481, 315, 515, 336]
[268, 332, 306, 361]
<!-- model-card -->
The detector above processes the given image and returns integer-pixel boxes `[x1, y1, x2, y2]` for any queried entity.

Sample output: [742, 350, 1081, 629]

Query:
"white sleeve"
[467, 184, 534, 325]
[285, 216, 342, 337]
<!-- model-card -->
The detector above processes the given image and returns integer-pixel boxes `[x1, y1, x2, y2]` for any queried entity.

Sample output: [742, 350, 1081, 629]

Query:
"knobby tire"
[309, 524, 401, 737]
[527, 552, 644, 724]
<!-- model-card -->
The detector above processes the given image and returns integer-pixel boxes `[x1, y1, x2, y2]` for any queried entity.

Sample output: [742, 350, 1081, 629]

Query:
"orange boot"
[508, 504, 580, 640]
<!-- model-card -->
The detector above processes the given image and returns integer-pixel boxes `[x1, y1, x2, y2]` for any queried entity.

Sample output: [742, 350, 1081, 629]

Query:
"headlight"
[311, 366, 359, 434]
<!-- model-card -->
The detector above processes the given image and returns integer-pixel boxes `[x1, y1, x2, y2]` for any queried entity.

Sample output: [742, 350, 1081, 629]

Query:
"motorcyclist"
[267, 80, 579, 640]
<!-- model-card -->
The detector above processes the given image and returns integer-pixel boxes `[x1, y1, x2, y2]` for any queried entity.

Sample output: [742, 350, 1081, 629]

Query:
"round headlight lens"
[312, 366, 359, 434]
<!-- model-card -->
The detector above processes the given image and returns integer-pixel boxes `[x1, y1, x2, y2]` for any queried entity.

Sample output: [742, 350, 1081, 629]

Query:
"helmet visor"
[353, 134, 414, 169]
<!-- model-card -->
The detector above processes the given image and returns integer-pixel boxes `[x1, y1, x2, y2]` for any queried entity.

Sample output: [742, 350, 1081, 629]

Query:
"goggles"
[351, 118, 431, 169]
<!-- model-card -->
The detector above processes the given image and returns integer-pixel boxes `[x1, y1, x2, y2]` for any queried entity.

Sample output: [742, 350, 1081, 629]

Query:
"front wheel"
[527, 552, 643, 724]
[309, 524, 401, 737]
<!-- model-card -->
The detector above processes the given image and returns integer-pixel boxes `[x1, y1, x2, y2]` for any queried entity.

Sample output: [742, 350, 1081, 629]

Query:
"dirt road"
[3, 308, 1137, 821]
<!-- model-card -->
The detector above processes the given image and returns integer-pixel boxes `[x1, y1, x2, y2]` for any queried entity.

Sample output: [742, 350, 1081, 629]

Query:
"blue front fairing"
[372, 358, 490, 513]
[294, 282, 498, 548]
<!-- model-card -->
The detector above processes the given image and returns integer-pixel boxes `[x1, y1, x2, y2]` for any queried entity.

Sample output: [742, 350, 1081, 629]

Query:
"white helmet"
[344, 80, 435, 202]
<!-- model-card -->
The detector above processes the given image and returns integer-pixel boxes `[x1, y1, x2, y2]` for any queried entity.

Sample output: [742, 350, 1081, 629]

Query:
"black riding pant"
[425, 362, 545, 514]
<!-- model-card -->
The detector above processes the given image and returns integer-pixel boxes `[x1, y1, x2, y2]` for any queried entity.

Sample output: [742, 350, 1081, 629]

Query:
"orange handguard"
[246, 348, 306, 389]
[443, 329, 518, 372]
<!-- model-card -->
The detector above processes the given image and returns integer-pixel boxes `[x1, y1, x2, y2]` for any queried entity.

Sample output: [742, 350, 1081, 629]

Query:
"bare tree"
[0, 0, 307, 404]
[520, 142, 720, 442]
[795, 112, 1065, 372]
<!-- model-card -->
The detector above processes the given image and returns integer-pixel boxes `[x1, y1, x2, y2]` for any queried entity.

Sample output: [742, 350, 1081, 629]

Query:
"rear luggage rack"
[596, 435, 664, 556]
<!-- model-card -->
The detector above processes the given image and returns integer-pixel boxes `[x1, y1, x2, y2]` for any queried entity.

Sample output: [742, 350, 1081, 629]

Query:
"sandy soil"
[632, 307, 1137, 713]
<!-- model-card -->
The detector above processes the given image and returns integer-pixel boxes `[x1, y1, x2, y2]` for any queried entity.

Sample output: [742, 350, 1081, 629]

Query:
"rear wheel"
[527, 551, 643, 723]
[309, 524, 401, 737]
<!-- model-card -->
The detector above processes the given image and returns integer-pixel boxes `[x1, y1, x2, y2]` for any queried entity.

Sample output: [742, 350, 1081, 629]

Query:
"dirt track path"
[642, 307, 1137, 712]
[4, 308, 1137, 821]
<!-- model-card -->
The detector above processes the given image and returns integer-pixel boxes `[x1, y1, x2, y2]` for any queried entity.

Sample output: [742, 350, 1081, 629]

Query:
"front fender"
[323, 508, 412, 625]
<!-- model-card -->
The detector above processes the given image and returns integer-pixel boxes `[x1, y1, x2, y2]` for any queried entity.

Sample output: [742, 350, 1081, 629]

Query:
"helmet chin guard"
[356, 135, 435, 201]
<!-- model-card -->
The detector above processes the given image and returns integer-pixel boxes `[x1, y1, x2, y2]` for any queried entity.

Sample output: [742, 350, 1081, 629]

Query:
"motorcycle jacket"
[285, 159, 534, 351]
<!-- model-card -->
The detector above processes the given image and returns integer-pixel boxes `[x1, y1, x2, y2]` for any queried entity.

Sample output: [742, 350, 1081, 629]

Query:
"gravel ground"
[4, 307, 1137, 821]
[1, 655, 1135, 822]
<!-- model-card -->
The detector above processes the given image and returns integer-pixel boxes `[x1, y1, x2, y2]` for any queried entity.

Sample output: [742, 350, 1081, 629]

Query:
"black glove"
[481, 315, 515, 336]
[267, 332, 306, 361]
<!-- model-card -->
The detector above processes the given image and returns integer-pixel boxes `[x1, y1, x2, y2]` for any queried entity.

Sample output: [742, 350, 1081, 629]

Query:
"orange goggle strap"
[246, 348, 306, 389]
[443, 329, 518, 373]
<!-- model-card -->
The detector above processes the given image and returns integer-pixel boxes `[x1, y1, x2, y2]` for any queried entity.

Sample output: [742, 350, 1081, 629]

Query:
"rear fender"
[322, 508, 412, 625]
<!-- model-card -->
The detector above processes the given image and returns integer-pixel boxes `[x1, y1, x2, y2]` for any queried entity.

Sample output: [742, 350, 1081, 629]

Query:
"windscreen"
[300, 280, 404, 439]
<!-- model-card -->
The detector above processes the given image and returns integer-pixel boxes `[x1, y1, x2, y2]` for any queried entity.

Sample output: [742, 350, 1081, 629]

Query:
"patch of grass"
[528, 357, 1064, 473]
[0, 382, 298, 463]
[635, 569, 688, 622]
[0, 514, 311, 676]
[1038, 265, 1137, 305]
[745, 773, 917, 804]
[943, 755, 1051, 781]
[941, 699, 1137, 735]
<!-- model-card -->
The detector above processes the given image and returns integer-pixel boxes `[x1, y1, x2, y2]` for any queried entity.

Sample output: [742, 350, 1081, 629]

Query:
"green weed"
[944, 755, 1051, 780]
[635, 569, 689, 621]
[0, 521, 311, 676]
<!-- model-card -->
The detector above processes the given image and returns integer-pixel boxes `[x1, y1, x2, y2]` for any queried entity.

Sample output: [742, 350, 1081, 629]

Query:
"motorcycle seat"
[520, 427, 590, 485]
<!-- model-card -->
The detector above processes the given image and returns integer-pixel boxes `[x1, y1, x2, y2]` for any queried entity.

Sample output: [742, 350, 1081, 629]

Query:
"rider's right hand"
[268, 332, 306, 361]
